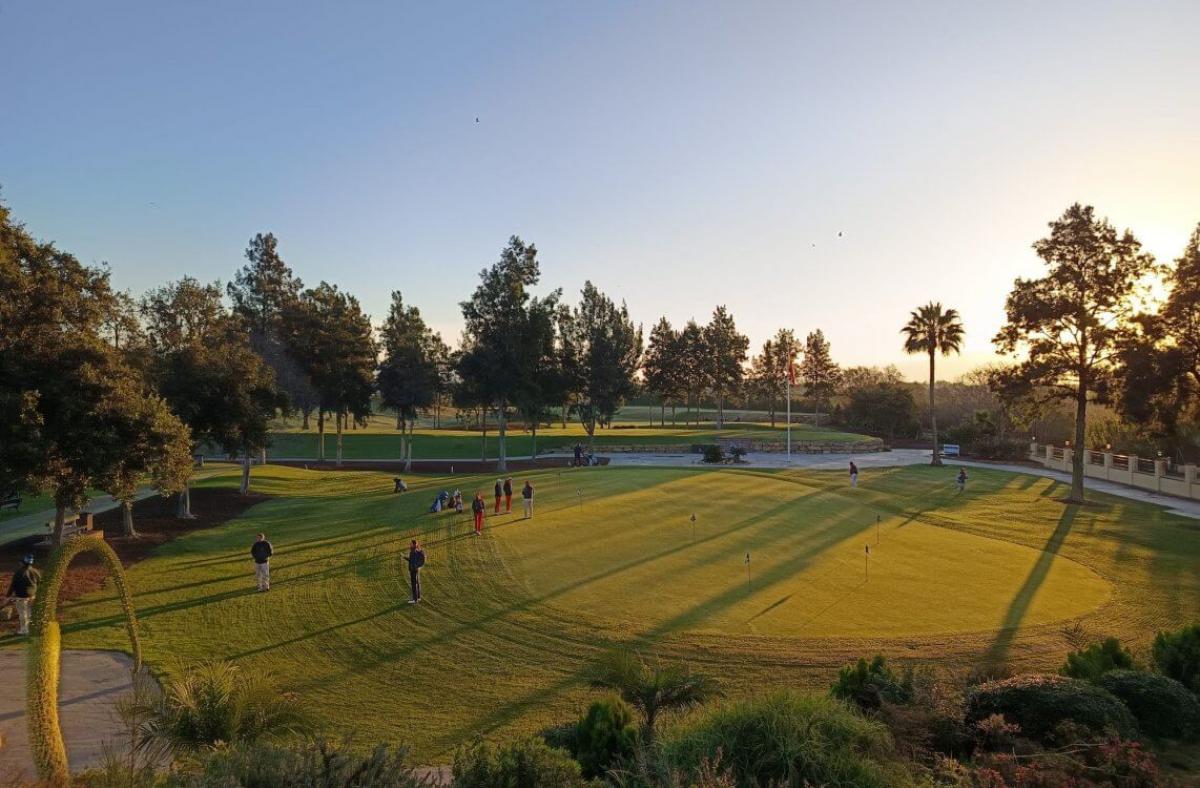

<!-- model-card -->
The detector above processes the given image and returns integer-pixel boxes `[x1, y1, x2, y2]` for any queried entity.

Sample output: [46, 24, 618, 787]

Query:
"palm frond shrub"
[586, 651, 720, 743]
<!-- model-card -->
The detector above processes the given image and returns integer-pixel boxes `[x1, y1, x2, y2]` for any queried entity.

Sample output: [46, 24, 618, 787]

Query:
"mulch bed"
[1, 488, 268, 631]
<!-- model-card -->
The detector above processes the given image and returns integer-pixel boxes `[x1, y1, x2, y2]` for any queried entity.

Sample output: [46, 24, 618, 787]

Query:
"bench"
[40, 512, 100, 544]
[0, 491, 20, 512]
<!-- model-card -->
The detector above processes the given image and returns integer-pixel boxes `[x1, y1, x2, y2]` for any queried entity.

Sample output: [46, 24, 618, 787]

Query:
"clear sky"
[3, 1, 1199, 380]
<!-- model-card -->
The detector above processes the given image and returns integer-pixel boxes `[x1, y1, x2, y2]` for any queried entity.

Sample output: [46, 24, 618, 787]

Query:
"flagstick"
[865, 545, 870, 582]
[876, 514, 881, 544]
[746, 552, 751, 592]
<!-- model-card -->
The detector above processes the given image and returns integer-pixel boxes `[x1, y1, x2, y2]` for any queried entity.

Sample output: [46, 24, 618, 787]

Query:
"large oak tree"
[992, 203, 1156, 502]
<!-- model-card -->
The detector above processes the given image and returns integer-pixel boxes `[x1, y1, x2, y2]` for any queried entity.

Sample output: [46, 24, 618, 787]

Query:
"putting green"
[503, 471, 1110, 638]
[29, 463, 1197, 760]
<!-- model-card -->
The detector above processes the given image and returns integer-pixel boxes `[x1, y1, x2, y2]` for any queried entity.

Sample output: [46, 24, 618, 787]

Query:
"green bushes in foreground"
[1152, 623, 1200, 694]
[573, 695, 639, 779]
[966, 674, 1138, 743]
[830, 654, 912, 712]
[1060, 636, 1137, 682]
[166, 739, 434, 787]
[660, 691, 901, 788]
[1097, 670, 1200, 741]
[452, 737, 596, 787]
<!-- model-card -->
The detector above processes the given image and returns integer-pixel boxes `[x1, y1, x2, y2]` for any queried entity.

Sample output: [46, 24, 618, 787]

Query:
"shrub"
[1096, 670, 1200, 741]
[1061, 637, 1136, 682]
[574, 695, 638, 779]
[701, 445, 724, 464]
[452, 737, 593, 787]
[130, 660, 312, 758]
[168, 738, 431, 787]
[661, 692, 901, 788]
[1152, 623, 1200, 694]
[966, 674, 1137, 743]
[830, 655, 912, 712]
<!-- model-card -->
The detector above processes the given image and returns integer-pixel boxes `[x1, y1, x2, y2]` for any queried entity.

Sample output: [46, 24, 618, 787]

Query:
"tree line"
[5, 197, 1200, 534]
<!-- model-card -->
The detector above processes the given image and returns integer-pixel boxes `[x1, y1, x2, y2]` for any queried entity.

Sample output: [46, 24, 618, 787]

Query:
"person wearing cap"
[250, 533, 273, 591]
[472, 492, 486, 535]
[405, 539, 426, 603]
[5, 554, 40, 636]
[522, 480, 534, 519]
[503, 477, 513, 513]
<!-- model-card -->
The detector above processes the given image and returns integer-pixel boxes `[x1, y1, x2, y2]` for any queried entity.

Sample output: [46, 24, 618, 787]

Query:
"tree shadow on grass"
[983, 503, 1079, 665]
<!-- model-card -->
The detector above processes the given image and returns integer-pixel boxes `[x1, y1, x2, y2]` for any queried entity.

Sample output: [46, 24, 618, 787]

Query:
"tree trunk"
[397, 412, 403, 430]
[318, 410, 326, 462]
[260, 446, 267, 465]
[1070, 382, 1088, 503]
[716, 396, 724, 429]
[672, 404, 677, 426]
[497, 401, 508, 472]
[176, 482, 194, 519]
[336, 411, 344, 467]
[302, 408, 310, 430]
[121, 500, 136, 537]
[531, 422, 538, 459]
[52, 505, 67, 546]
[929, 350, 942, 466]
[481, 413, 488, 462]
[404, 421, 413, 472]
[240, 453, 251, 494]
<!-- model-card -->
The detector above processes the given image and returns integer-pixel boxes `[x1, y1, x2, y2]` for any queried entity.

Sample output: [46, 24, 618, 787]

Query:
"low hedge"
[966, 674, 1137, 743]
[1096, 670, 1200, 741]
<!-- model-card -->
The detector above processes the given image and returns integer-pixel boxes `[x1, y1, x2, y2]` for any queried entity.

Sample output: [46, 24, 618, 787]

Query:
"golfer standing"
[522, 480, 534, 519]
[493, 479, 503, 514]
[250, 533, 273, 591]
[849, 461, 859, 488]
[472, 492, 486, 535]
[406, 539, 426, 604]
[5, 554, 40, 636]
[503, 477, 513, 513]
[956, 468, 968, 493]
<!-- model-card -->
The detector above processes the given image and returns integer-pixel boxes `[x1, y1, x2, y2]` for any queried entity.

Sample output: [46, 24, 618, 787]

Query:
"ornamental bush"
[966, 674, 1137, 743]
[573, 695, 638, 779]
[661, 692, 900, 788]
[1061, 637, 1136, 682]
[1096, 670, 1200, 741]
[830, 655, 913, 712]
[452, 737, 593, 788]
[1152, 623, 1200, 694]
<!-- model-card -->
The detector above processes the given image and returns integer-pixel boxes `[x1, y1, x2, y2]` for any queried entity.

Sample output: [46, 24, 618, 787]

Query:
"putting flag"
[745, 552, 750, 565]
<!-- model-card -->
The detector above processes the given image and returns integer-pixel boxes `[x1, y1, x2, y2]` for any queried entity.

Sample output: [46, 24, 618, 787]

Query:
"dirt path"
[0, 649, 140, 782]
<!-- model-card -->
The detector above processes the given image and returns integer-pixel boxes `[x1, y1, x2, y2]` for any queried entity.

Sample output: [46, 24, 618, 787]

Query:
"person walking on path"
[849, 461, 859, 488]
[956, 468, 968, 494]
[250, 533, 273, 591]
[522, 481, 534, 519]
[503, 478, 513, 513]
[493, 479, 503, 515]
[472, 492, 486, 535]
[405, 539, 426, 604]
[5, 554, 40, 636]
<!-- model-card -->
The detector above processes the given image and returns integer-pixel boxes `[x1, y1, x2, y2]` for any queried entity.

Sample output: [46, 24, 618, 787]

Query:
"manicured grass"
[28, 464, 1200, 761]
[261, 422, 865, 460]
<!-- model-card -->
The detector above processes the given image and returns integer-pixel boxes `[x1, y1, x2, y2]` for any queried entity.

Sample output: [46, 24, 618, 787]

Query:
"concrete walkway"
[0, 649, 142, 781]
[607, 448, 1200, 519]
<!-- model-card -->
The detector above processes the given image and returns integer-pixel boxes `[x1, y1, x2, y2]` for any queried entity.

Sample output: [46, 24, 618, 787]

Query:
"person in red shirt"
[472, 492, 486, 535]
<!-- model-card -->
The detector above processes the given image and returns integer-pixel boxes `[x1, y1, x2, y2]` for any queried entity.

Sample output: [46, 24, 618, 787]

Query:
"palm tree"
[901, 302, 964, 466]
[586, 651, 720, 743]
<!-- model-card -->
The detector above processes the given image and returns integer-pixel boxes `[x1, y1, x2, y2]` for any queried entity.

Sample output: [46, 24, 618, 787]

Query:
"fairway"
[36, 464, 1200, 760]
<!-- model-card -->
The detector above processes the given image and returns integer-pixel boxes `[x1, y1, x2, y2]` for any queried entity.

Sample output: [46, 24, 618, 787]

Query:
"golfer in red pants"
[472, 493, 486, 535]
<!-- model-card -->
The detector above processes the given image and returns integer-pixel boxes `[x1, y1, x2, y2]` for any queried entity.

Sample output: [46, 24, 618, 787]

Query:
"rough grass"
[20, 463, 1200, 762]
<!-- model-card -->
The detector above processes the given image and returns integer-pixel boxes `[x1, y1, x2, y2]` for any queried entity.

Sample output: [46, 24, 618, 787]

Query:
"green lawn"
[261, 422, 866, 460]
[20, 464, 1200, 761]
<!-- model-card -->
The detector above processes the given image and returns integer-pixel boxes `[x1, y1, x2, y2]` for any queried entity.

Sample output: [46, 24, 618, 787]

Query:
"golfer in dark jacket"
[503, 478, 513, 513]
[406, 539, 426, 603]
[5, 554, 40, 635]
[250, 533, 273, 591]
[522, 481, 534, 519]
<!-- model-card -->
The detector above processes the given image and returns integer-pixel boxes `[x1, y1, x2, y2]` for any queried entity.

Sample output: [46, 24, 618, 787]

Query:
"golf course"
[41, 462, 1200, 761]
